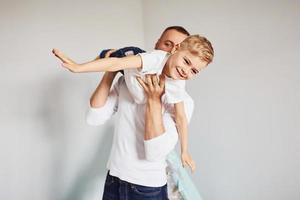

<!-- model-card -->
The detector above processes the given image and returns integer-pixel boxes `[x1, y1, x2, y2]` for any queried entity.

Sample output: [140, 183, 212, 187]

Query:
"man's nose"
[170, 46, 176, 54]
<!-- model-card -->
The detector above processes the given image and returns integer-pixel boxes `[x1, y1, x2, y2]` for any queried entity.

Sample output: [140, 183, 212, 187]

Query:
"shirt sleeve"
[164, 79, 187, 104]
[144, 95, 194, 161]
[85, 77, 122, 126]
[139, 50, 169, 74]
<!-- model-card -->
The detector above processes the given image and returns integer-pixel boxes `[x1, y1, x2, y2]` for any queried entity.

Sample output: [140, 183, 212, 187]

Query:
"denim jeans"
[102, 171, 168, 200]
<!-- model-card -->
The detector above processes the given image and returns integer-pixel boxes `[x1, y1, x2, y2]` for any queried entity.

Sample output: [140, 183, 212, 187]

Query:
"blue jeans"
[102, 171, 168, 200]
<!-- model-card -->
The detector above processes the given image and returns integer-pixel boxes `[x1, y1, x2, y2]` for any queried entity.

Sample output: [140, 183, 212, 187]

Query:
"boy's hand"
[181, 151, 196, 173]
[61, 62, 81, 73]
[52, 48, 80, 73]
[52, 49, 76, 64]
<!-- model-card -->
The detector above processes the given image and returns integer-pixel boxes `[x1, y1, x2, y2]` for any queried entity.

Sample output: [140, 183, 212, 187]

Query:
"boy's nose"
[180, 68, 188, 77]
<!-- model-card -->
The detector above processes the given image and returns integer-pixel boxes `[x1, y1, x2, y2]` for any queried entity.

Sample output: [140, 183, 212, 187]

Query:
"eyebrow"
[165, 40, 174, 45]
[184, 56, 191, 65]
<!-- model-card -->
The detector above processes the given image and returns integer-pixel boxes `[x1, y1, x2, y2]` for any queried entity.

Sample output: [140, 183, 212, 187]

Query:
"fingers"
[188, 160, 196, 173]
[136, 74, 165, 98]
[145, 74, 154, 91]
[105, 49, 116, 58]
[182, 163, 187, 168]
[159, 74, 166, 88]
[151, 74, 159, 89]
[136, 76, 148, 92]
[182, 157, 196, 173]
[52, 48, 75, 64]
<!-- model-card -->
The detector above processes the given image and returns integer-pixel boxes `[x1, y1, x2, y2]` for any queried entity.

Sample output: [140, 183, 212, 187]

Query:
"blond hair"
[179, 34, 214, 64]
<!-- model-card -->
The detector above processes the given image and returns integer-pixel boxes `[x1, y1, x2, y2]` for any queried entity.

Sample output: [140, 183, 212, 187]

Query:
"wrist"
[105, 71, 117, 79]
[181, 147, 188, 154]
[73, 64, 83, 73]
[147, 96, 162, 105]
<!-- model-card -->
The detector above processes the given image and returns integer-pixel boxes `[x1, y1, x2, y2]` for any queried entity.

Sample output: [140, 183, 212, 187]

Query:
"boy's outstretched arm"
[52, 48, 142, 73]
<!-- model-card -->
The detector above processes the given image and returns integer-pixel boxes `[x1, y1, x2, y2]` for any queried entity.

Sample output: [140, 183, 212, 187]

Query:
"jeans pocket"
[131, 184, 162, 197]
[104, 172, 115, 186]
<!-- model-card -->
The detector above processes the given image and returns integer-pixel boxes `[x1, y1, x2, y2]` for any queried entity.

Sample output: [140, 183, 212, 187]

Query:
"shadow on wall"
[38, 73, 113, 200]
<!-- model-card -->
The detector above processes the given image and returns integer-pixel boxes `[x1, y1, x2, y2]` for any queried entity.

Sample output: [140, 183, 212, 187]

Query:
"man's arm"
[137, 74, 183, 161]
[137, 74, 166, 140]
[86, 72, 122, 126]
[86, 50, 120, 125]
[144, 98, 165, 140]
[90, 72, 117, 108]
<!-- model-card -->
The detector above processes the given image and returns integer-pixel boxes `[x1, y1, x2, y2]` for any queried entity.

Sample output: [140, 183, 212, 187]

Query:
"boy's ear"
[171, 44, 180, 54]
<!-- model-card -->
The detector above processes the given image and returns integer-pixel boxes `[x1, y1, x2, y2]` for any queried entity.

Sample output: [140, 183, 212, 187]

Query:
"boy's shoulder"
[139, 50, 170, 74]
[144, 49, 169, 57]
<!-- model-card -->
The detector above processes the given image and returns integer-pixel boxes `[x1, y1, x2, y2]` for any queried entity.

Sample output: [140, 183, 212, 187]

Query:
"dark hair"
[163, 26, 190, 36]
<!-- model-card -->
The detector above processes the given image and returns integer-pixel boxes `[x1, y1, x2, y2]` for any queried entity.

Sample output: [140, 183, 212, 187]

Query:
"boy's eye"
[192, 68, 198, 74]
[184, 58, 189, 64]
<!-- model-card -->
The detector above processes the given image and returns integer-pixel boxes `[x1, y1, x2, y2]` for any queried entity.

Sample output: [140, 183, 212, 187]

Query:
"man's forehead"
[160, 29, 187, 43]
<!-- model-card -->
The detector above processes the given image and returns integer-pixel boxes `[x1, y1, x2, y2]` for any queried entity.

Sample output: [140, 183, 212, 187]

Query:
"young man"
[95, 27, 193, 200]
[57, 26, 193, 199]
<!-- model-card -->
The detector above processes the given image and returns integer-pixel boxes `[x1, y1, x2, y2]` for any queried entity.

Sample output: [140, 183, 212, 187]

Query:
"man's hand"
[137, 74, 166, 140]
[104, 49, 116, 58]
[136, 74, 166, 101]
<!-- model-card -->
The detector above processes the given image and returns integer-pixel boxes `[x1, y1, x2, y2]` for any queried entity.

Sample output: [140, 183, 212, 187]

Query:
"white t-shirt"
[124, 50, 188, 105]
[86, 76, 194, 187]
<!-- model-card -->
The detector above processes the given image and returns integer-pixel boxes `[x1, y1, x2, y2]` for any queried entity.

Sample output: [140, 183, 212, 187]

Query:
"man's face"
[155, 29, 188, 53]
[163, 50, 208, 80]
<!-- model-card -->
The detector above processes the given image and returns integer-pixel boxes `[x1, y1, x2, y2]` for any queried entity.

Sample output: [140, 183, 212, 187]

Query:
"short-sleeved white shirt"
[124, 50, 187, 104]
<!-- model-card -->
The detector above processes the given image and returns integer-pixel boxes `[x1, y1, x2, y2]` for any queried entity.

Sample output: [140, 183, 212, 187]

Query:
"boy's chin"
[169, 74, 178, 80]
[172, 74, 184, 80]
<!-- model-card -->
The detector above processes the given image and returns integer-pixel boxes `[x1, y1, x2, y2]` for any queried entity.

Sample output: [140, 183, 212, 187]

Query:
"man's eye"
[184, 58, 189, 64]
[165, 42, 172, 47]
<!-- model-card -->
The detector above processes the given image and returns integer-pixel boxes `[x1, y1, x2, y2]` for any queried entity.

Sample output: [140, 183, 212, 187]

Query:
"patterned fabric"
[166, 151, 203, 200]
[167, 166, 184, 200]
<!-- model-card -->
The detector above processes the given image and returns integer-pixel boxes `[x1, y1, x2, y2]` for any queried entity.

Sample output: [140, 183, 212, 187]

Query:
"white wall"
[0, 0, 144, 200]
[143, 1, 300, 200]
[1, 0, 300, 200]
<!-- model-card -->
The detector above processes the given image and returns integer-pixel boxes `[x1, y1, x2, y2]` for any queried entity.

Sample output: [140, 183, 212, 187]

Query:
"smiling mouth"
[176, 67, 185, 79]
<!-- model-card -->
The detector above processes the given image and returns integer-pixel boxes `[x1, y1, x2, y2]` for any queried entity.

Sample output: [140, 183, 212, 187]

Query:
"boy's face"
[163, 50, 208, 80]
[155, 29, 188, 53]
